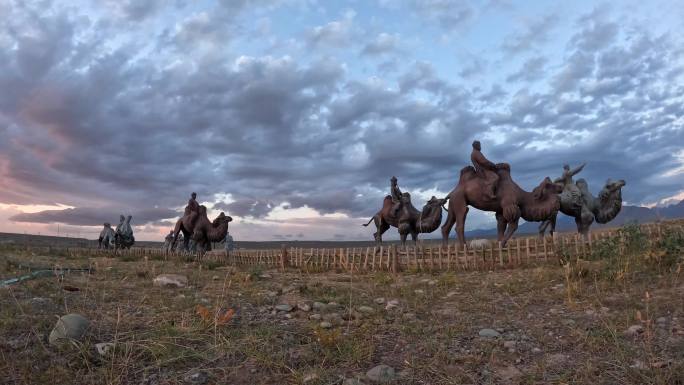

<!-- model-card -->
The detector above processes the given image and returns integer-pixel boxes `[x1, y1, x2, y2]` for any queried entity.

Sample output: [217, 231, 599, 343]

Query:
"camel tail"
[362, 216, 374, 227]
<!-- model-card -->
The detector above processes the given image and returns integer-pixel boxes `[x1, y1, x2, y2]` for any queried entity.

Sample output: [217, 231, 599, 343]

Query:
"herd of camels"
[169, 141, 626, 251]
[363, 141, 625, 247]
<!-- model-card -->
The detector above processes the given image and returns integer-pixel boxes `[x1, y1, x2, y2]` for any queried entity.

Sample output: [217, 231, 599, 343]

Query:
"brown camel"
[190, 211, 233, 252]
[172, 205, 230, 251]
[442, 163, 562, 247]
[363, 193, 447, 245]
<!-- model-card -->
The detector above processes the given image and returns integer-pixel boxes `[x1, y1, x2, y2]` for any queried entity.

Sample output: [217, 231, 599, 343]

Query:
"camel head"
[421, 196, 448, 216]
[594, 179, 625, 224]
[598, 179, 625, 202]
[400, 192, 411, 205]
[495, 162, 510, 171]
[212, 212, 234, 225]
[532, 177, 563, 201]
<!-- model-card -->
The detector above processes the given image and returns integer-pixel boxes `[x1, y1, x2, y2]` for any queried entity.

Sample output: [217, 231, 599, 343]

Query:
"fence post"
[390, 244, 398, 274]
[280, 244, 288, 272]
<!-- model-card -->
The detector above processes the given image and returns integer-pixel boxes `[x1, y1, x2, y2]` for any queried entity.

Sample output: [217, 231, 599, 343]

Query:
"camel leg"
[496, 212, 506, 243]
[578, 208, 593, 240]
[455, 206, 469, 248]
[539, 214, 557, 239]
[182, 228, 191, 251]
[371, 215, 380, 242]
[549, 215, 557, 237]
[172, 222, 183, 250]
[502, 219, 519, 246]
[400, 232, 407, 246]
[538, 219, 549, 238]
[411, 231, 418, 244]
[377, 221, 390, 243]
[441, 208, 456, 245]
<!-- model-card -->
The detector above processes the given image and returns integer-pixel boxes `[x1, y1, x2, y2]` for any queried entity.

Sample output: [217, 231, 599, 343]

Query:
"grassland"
[1, 224, 683, 385]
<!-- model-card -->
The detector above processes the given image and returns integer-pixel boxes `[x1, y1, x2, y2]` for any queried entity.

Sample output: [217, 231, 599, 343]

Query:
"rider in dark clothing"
[470, 140, 499, 200]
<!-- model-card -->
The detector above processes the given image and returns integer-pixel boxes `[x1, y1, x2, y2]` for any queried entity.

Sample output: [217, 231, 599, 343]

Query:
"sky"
[0, 0, 683, 242]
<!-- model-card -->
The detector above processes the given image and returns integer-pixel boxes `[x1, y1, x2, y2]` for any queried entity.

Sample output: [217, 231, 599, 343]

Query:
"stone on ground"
[153, 274, 188, 288]
[385, 299, 400, 310]
[275, 304, 294, 312]
[358, 306, 375, 314]
[49, 313, 90, 346]
[366, 365, 395, 383]
[478, 328, 501, 338]
[95, 342, 115, 356]
[184, 370, 209, 385]
[624, 324, 644, 337]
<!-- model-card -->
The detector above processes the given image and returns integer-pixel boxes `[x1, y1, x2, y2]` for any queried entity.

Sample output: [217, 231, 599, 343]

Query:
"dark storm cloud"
[1, 0, 683, 235]
[10, 207, 178, 226]
[215, 198, 274, 218]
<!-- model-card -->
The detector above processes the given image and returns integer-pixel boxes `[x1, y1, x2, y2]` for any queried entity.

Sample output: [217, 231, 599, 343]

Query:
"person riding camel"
[470, 140, 499, 200]
[185, 192, 200, 226]
[554, 163, 586, 210]
[554, 163, 586, 187]
[390, 176, 403, 217]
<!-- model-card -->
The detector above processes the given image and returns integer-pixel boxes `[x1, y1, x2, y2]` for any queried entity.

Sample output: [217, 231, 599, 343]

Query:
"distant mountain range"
[462, 199, 684, 238]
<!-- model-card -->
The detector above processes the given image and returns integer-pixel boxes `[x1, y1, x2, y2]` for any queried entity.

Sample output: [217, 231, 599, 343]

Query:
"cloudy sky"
[1, 0, 683, 242]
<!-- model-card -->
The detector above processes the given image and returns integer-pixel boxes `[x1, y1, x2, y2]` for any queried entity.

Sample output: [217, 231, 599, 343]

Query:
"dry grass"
[1, 224, 683, 385]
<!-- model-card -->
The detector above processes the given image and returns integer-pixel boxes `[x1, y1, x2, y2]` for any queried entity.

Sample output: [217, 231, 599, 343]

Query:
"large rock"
[49, 314, 90, 346]
[153, 274, 188, 288]
[366, 365, 395, 383]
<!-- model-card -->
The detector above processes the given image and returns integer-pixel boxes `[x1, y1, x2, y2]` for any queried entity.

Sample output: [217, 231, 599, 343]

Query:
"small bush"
[652, 226, 684, 269]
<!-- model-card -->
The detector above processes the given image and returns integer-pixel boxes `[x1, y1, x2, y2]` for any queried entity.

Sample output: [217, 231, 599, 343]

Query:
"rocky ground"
[1, 245, 683, 385]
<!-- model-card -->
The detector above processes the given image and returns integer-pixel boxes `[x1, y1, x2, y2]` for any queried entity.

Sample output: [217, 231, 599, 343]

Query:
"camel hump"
[459, 166, 476, 181]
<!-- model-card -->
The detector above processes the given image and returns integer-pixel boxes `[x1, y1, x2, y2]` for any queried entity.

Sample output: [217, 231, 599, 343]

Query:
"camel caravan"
[364, 140, 625, 247]
[98, 140, 625, 252]
[97, 215, 135, 250]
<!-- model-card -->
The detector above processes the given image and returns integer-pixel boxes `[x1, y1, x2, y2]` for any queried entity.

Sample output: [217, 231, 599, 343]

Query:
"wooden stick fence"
[17, 221, 681, 273]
